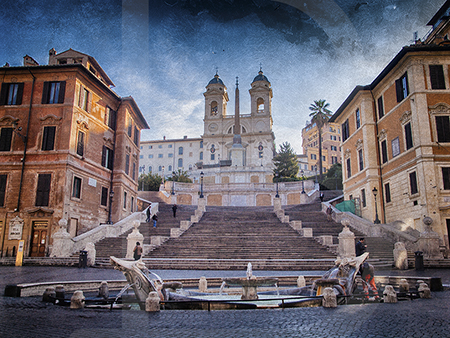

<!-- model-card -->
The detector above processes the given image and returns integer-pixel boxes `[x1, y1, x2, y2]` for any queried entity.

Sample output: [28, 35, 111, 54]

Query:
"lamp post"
[275, 171, 279, 198]
[301, 170, 305, 194]
[107, 191, 114, 224]
[171, 171, 175, 195]
[200, 171, 204, 198]
[372, 187, 381, 224]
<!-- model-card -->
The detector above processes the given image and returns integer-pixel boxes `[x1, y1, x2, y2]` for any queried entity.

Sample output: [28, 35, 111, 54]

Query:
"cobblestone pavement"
[1, 266, 449, 338]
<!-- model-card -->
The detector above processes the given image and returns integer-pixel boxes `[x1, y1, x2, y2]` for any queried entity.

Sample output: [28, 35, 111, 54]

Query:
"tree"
[320, 163, 343, 190]
[309, 99, 333, 181]
[138, 172, 162, 191]
[166, 169, 193, 183]
[273, 142, 299, 181]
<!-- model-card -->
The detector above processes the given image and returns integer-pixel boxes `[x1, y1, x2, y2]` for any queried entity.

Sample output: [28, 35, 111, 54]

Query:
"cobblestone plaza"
[1, 266, 449, 337]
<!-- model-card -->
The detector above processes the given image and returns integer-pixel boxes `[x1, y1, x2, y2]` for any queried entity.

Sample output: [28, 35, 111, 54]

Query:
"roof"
[208, 74, 224, 86]
[252, 70, 269, 83]
[427, 0, 450, 26]
[329, 44, 450, 122]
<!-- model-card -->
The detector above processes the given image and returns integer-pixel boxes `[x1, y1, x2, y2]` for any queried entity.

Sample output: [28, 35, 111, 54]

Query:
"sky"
[0, 0, 446, 153]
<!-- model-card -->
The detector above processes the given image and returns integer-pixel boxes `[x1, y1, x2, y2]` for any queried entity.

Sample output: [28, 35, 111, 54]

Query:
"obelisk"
[230, 77, 245, 166]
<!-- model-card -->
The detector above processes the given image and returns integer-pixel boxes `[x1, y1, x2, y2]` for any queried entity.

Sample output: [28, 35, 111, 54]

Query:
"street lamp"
[275, 171, 279, 198]
[200, 171, 204, 198]
[171, 171, 175, 195]
[107, 191, 115, 224]
[372, 187, 381, 224]
[301, 170, 305, 194]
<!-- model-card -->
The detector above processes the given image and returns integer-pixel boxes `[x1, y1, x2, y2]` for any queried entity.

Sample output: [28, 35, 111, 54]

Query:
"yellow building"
[330, 1, 450, 251]
[301, 121, 341, 173]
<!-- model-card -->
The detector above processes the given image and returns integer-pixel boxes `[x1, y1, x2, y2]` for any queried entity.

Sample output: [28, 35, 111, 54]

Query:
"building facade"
[329, 1, 450, 250]
[301, 121, 342, 174]
[0, 48, 148, 257]
[139, 70, 276, 185]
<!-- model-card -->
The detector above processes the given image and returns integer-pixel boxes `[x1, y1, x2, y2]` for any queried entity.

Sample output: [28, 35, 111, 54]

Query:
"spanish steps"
[94, 195, 399, 270]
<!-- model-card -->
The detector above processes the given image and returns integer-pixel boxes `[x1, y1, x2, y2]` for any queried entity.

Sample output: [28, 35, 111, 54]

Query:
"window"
[168, 165, 172, 172]
[101, 187, 108, 206]
[148, 154, 153, 159]
[200, 141, 203, 148]
[127, 117, 132, 137]
[78, 88, 89, 112]
[42, 81, 65, 104]
[381, 140, 388, 164]
[259, 151, 263, 158]
[342, 119, 349, 141]
[158, 154, 163, 158]
[200, 152, 203, 160]
[131, 196, 134, 212]
[134, 126, 139, 145]
[72, 176, 82, 199]
[435, 116, 450, 142]
[168, 153, 173, 158]
[404, 122, 413, 150]
[391, 137, 400, 157]
[125, 154, 130, 175]
[332, 156, 338, 164]
[346, 158, 351, 179]
[158, 166, 162, 171]
[76, 131, 85, 157]
[358, 149, 364, 171]
[211, 154, 215, 161]
[41, 126, 56, 151]
[189, 152, 193, 157]
[322, 156, 326, 161]
[0, 127, 13, 152]
[443, 167, 450, 190]
[148, 166, 152, 172]
[35, 173, 51, 206]
[361, 189, 366, 208]
[101, 146, 114, 170]
[139, 155, 143, 159]
[385, 183, 391, 203]
[356, 109, 361, 129]
[377, 96, 384, 119]
[105, 107, 116, 130]
[123, 191, 127, 209]
[430, 65, 446, 89]
[178, 158, 183, 168]
[132, 162, 136, 180]
[395, 72, 409, 102]
[409, 171, 418, 195]
[168, 144, 172, 148]
[0, 83, 24, 105]
[178, 147, 183, 155]
[149, 145, 153, 149]
[311, 154, 316, 160]
[0, 174, 7, 207]
[158, 145, 162, 149]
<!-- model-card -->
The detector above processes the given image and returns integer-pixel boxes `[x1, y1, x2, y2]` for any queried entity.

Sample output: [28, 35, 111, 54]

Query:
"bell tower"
[249, 68, 272, 119]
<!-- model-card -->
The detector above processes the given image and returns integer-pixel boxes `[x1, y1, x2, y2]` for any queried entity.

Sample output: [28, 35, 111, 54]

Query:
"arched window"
[149, 166, 152, 172]
[178, 146, 183, 155]
[168, 165, 172, 171]
[200, 151, 203, 160]
[257, 98, 264, 113]
[178, 158, 183, 168]
[210, 101, 218, 116]
[200, 140, 203, 148]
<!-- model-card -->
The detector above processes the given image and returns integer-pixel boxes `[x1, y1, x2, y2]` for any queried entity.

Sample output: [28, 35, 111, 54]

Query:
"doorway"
[30, 221, 48, 257]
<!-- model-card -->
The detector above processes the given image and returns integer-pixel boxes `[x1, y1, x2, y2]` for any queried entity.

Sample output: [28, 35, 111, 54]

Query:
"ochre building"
[0, 48, 148, 257]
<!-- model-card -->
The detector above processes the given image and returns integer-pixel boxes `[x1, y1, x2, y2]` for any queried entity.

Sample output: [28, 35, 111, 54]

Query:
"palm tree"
[309, 99, 333, 181]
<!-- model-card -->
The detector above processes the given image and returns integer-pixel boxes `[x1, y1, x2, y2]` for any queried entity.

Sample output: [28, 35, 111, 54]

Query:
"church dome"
[208, 73, 224, 86]
[252, 70, 269, 83]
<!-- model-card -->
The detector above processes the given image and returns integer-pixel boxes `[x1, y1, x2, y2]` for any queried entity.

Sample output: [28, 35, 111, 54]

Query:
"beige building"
[0, 48, 148, 257]
[329, 2, 450, 250]
[301, 121, 341, 174]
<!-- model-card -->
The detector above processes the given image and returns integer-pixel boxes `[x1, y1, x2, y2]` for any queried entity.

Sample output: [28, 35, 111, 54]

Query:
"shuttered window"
[0, 83, 24, 105]
[436, 116, 450, 142]
[35, 174, 51, 206]
[42, 126, 56, 151]
[42, 81, 66, 104]
[430, 65, 446, 89]
[76, 131, 85, 157]
[409, 172, 418, 195]
[0, 174, 7, 207]
[0, 128, 13, 152]
[395, 72, 409, 102]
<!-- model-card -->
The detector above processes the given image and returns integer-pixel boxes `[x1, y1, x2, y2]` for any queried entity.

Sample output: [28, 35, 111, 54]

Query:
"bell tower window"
[211, 101, 218, 116]
[257, 98, 264, 113]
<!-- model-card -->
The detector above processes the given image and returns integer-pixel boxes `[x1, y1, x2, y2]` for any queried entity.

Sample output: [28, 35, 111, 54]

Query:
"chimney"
[23, 55, 39, 66]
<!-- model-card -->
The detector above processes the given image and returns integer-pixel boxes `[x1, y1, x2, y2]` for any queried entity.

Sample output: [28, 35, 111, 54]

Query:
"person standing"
[133, 242, 143, 260]
[152, 213, 158, 228]
[146, 207, 151, 223]
[326, 205, 333, 222]
[355, 238, 367, 257]
[320, 192, 324, 202]
[172, 204, 177, 218]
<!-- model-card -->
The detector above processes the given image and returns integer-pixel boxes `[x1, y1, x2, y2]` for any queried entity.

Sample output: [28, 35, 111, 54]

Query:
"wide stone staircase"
[283, 200, 397, 269]
[93, 204, 198, 264]
[143, 206, 337, 270]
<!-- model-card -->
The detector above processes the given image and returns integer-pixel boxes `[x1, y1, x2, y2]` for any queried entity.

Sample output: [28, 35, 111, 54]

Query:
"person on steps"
[152, 214, 158, 228]
[133, 242, 142, 260]
[355, 238, 367, 257]
[172, 204, 177, 218]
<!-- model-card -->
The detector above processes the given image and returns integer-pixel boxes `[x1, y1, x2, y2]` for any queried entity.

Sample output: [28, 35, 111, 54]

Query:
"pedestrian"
[172, 204, 177, 218]
[320, 192, 324, 202]
[133, 242, 143, 260]
[360, 262, 379, 300]
[326, 205, 333, 221]
[152, 213, 158, 228]
[146, 207, 151, 223]
[355, 238, 367, 257]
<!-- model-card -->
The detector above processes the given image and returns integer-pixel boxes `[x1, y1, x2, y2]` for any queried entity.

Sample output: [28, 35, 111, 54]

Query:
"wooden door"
[30, 221, 48, 257]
